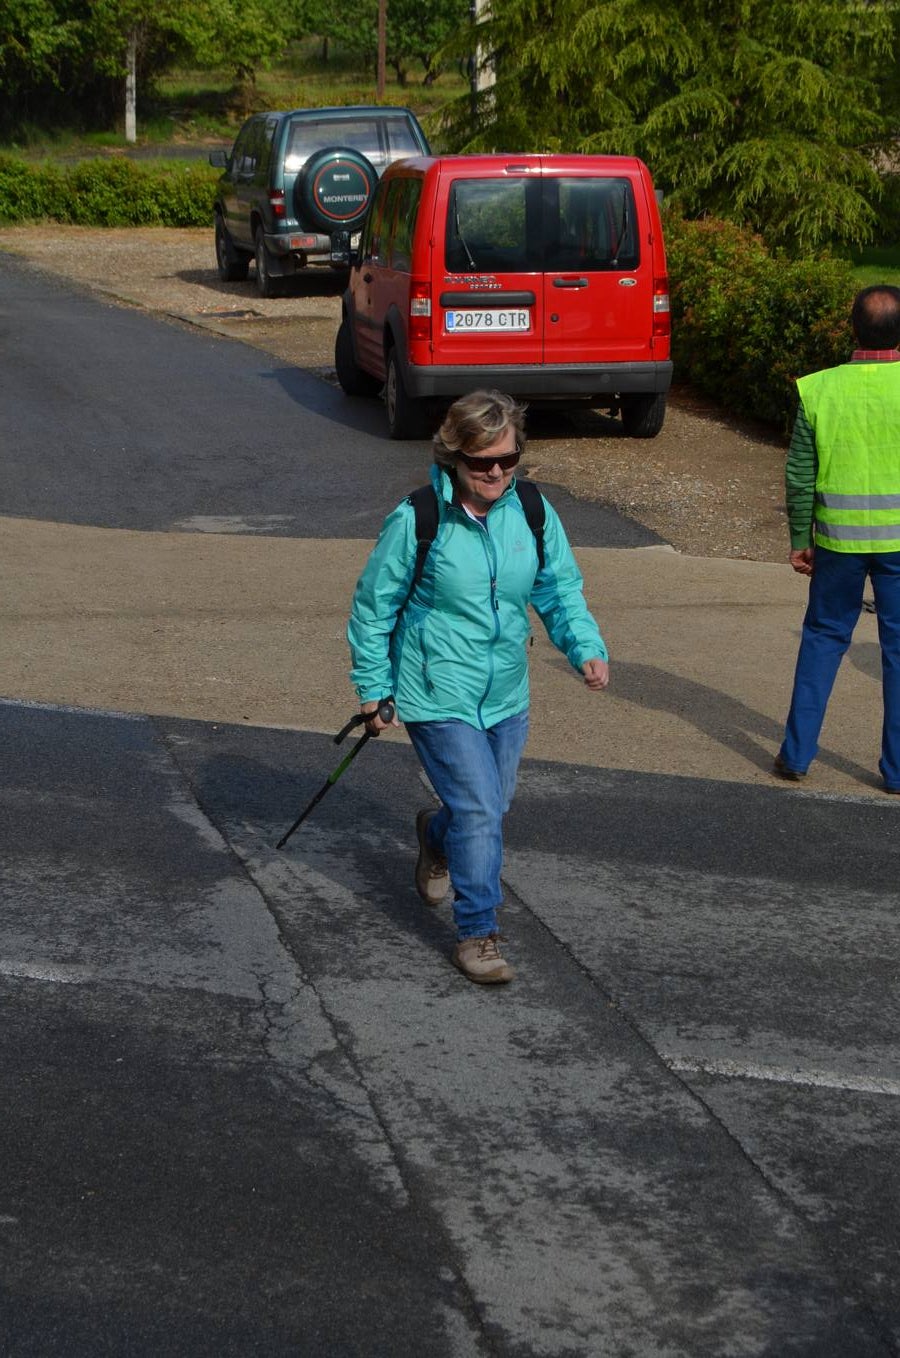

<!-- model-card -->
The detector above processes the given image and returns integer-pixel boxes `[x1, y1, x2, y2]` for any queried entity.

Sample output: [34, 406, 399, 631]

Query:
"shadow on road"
[175, 268, 347, 301]
[611, 659, 879, 788]
[848, 640, 883, 684]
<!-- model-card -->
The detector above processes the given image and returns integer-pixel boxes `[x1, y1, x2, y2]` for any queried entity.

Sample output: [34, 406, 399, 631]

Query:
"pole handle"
[334, 698, 395, 744]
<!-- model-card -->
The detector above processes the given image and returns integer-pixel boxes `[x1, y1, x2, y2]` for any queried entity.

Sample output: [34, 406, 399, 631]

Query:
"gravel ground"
[0, 224, 790, 561]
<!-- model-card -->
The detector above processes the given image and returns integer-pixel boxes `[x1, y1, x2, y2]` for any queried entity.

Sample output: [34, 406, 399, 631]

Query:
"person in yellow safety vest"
[775, 285, 900, 792]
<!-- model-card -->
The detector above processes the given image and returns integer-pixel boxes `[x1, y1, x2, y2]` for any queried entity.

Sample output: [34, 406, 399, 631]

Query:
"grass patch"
[0, 38, 467, 160]
[152, 38, 466, 141]
[849, 245, 900, 287]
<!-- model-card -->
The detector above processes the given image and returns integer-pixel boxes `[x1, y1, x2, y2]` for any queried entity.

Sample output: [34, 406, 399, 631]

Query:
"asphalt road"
[0, 256, 657, 547]
[2, 255, 900, 1356]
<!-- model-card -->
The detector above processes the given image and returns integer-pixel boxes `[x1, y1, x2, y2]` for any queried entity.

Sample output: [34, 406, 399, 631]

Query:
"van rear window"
[445, 177, 639, 273]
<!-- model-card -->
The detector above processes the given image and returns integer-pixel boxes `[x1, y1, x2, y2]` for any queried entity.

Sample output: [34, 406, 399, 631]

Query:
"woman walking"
[348, 391, 608, 983]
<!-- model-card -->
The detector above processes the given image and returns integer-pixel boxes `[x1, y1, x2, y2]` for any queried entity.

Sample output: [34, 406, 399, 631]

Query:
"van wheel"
[621, 393, 667, 438]
[215, 216, 251, 282]
[385, 349, 430, 440]
[335, 319, 382, 397]
[254, 228, 282, 298]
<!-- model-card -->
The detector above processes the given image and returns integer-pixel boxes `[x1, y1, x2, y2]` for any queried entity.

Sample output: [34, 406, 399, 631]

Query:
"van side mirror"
[208, 149, 228, 169]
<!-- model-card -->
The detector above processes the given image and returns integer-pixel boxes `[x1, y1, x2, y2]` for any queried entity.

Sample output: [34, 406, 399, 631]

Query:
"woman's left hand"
[581, 658, 609, 691]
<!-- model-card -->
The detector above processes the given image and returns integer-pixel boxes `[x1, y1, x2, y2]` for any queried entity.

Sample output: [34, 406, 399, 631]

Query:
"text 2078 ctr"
[445, 310, 530, 332]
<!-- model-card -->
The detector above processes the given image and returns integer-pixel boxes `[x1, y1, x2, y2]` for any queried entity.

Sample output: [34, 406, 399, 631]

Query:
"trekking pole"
[275, 699, 395, 850]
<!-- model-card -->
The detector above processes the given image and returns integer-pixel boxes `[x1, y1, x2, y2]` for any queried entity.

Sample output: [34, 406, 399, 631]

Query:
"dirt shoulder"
[0, 224, 790, 562]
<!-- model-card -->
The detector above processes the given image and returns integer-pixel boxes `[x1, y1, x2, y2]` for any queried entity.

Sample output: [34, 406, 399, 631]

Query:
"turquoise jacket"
[348, 465, 607, 728]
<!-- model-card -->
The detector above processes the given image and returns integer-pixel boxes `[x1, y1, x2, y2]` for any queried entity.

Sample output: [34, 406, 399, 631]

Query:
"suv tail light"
[653, 276, 670, 337]
[409, 280, 432, 344]
[268, 189, 286, 220]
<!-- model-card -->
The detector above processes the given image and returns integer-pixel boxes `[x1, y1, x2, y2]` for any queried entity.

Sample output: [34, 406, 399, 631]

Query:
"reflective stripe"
[816, 492, 900, 509]
[816, 521, 900, 541]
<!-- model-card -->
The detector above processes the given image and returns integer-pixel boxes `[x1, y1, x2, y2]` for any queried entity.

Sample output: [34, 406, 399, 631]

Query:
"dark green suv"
[209, 105, 430, 296]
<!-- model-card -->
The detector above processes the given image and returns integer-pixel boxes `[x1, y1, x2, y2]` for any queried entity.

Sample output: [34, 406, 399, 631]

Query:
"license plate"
[445, 309, 531, 333]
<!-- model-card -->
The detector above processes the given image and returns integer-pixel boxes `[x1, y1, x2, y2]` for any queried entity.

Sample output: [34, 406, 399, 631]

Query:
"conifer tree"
[445, 0, 897, 252]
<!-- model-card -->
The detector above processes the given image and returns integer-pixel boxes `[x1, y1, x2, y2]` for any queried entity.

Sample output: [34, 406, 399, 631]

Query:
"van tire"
[335, 319, 382, 397]
[385, 349, 430, 440]
[254, 228, 282, 298]
[215, 216, 251, 282]
[296, 147, 379, 234]
[621, 393, 666, 438]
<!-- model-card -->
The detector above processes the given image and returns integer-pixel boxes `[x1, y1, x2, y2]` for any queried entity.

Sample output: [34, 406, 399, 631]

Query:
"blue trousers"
[779, 547, 900, 788]
[406, 711, 529, 939]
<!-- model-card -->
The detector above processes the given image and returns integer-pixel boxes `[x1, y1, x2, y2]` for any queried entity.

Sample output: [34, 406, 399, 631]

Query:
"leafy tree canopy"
[298, 0, 468, 85]
[0, 0, 296, 129]
[443, 0, 898, 253]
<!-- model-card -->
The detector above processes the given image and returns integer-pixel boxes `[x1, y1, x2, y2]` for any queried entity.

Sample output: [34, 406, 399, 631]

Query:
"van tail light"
[409, 280, 432, 343]
[268, 189, 286, 219]
[653, 276, 670, 337]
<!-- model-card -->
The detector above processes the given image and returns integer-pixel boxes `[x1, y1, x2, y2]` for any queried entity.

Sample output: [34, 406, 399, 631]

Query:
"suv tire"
[385, 348, 430, 440]
[254, 228, 282, 298]
[297, 147, 379, 234]
[215, 215, 251, 283]
[621, 393, 667, 439]
[335, 319, 382, 397]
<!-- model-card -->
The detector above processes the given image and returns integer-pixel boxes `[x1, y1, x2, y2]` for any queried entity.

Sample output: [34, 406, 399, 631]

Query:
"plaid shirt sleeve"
[785, 401, 817, 550]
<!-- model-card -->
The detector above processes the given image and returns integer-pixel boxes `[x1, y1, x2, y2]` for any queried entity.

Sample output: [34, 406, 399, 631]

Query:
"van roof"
[384, 153, 647, 175]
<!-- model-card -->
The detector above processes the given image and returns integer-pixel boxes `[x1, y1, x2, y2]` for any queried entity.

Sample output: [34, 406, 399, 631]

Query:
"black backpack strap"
[407, 484, 440, 590]
[515, 479, 546, 572]
[406, 479, 544, 593]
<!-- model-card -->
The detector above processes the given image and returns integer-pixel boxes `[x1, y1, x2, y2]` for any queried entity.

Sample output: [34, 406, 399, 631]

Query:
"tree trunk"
[125, 29, 137, 143]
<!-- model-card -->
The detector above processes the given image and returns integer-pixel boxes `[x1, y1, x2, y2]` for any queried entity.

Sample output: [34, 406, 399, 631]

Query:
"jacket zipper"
[475, 520, 500, 728]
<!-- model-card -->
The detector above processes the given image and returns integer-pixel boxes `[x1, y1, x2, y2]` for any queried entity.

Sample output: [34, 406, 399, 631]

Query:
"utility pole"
[376, 0, 387, 100]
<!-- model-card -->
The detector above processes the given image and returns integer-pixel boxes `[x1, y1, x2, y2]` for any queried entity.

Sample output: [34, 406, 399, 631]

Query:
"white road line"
[663, 1053, 900, 1097]
[0, 697, 144, 721]
[0, 959, 94, 984]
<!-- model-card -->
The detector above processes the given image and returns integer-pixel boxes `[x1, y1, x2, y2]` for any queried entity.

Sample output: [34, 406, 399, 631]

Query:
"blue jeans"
[780, 547, 900, 787]
[406, 711, 530, 939]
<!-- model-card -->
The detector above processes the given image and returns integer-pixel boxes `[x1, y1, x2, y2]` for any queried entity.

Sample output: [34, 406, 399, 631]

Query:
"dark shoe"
[452, 933, 514, 984]
[773, 754, 807, 782]
[885, 785, 900, 796]
[415, 809, 449, 905]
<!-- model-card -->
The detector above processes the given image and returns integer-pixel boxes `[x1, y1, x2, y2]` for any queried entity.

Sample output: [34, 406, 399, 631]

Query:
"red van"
[335, 153, 672, 439]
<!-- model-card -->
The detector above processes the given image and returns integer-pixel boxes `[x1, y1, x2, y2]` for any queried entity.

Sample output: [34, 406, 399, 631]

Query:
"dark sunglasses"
[456, 446, 521, 473]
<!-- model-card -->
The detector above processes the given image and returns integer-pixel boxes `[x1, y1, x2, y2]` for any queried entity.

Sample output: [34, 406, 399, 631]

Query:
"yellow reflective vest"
[799, 362, 900, 553]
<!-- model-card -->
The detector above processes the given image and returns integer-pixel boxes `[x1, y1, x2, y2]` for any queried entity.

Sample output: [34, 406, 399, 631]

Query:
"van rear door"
[540, 168, 651, 365]
[433, 169, 543, 367]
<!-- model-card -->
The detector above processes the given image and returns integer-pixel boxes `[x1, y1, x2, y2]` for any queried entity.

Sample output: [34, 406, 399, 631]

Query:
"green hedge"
[664, 214, 857, 432]
[0, 154, 219, 227]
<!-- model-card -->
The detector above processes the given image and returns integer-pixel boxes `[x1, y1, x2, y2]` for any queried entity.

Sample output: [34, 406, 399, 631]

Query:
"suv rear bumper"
[404, 361, 673, 400]
[265, 230, 355, 269]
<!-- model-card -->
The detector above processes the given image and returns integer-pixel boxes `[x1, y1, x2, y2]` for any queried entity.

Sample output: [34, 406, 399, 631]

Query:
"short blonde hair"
[433, 390, 527, 471]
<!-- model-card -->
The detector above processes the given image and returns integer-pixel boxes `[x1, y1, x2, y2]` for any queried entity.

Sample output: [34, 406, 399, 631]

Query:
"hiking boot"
[452, 933, 514, 984]
[415, 809, 449, 905]
[773, 753, 807, 782]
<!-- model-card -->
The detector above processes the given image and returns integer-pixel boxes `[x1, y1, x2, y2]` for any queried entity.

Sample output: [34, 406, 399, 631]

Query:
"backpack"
[406, 480, 546, 592]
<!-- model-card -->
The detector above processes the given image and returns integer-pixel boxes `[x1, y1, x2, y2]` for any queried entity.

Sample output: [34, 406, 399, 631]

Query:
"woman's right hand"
[361, 700, 400, 735]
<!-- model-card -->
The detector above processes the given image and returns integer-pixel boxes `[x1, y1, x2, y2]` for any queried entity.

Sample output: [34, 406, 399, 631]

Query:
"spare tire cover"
[296, 147, 378, 232]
